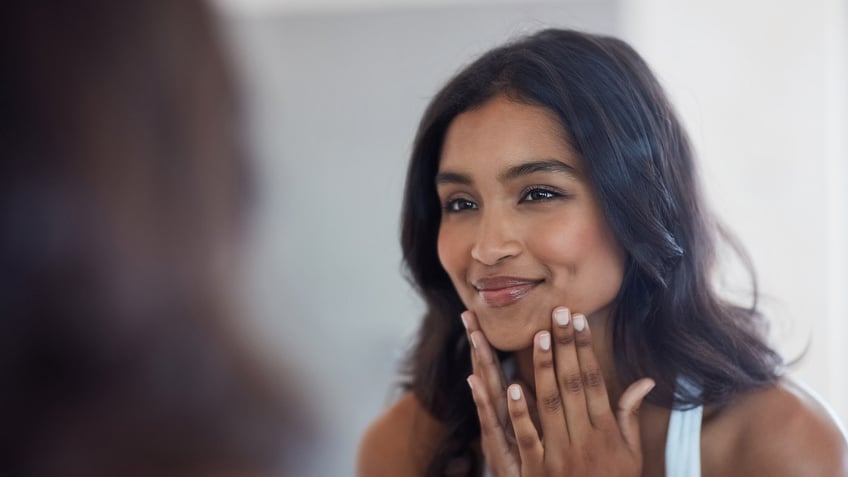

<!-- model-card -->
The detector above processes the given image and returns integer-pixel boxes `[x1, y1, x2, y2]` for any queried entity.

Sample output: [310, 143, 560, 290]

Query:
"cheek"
[530, 217, 626, 308]
[436, 224, 465, 279]
[529, 219, 583, 271]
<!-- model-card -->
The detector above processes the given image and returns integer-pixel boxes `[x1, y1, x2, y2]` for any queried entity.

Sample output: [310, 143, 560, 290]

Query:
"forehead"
[439, 95, 580, 173]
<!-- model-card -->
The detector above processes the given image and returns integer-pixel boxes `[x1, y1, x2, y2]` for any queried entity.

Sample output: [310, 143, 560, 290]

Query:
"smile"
[472, 277, 543, 308]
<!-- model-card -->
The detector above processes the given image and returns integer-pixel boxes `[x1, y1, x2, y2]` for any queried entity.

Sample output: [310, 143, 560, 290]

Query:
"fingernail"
[460, 313, 469, 330]
[539, 332, 551, 351]
[573, 314, 586, 332]
[470, 332, 478, 349]
[509, 385, 521, 401]
[555, 308, 570, 327]
[644, 379, 656, 394]
[467, 376, 474, 390]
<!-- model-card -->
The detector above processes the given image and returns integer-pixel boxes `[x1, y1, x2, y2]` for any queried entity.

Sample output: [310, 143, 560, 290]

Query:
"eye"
[444, 198, 478, 213]
[521, 187, 562, 202]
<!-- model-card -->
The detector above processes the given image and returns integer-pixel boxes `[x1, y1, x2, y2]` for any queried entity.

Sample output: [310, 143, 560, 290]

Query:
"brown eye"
[521, 188, 560, 202]
[445, 198, 477, 212]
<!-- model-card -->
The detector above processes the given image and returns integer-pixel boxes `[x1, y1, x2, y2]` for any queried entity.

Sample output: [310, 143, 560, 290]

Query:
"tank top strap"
[665, 378, 703, 477]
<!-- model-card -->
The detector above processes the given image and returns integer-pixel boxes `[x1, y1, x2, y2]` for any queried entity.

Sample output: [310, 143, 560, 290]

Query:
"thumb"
[616, 378, 655, 452]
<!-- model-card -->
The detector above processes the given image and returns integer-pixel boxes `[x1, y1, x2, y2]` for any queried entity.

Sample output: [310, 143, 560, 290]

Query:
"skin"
[435, 95, 626, 354]
[439, 96, 651, 475]
[356, 96, 848, 476]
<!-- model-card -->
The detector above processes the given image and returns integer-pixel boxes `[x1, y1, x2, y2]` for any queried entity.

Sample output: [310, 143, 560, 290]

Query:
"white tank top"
[665, 404, 703, 476]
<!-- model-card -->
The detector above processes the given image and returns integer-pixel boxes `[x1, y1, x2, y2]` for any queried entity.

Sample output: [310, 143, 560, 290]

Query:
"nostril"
[470, 242, 520, 266]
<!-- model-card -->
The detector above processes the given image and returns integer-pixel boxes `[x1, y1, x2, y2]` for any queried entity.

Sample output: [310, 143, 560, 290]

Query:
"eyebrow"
[435, 159, 578, 187]
[434, 171, 471, 186]
[499, 159, 579, 182]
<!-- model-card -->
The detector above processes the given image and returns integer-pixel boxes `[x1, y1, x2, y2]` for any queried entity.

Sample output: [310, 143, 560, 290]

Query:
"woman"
[1, 1, 307, 476]
[358, 29, 847, 476]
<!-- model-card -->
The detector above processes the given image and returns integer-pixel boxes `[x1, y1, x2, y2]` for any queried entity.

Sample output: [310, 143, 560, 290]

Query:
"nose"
[470, 207, 522, 266]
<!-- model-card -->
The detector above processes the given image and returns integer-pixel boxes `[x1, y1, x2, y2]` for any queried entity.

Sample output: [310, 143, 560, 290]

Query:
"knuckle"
[581, 446, 597, 466]
[575, 332, 593, 347]
[563, 372, 584, 393]
[540, 392, 563, 413]
[617, 401, 637, 417]
[602, 429, 619, 449]
[479, 420, 501, 437]
[476, 348, 492, 365]
[544, 456, 565, 473]
[555, 333, 575, 346]
[582, 368, 604, 388]
[537, 357, 555, 369]
[594, 415, 616, 433]
[517, 434, 537, 450]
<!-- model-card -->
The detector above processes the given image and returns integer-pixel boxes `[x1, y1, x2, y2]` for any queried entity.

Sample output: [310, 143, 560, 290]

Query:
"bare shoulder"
[356, 391, 444, 477]
[704, 378, 848, 477]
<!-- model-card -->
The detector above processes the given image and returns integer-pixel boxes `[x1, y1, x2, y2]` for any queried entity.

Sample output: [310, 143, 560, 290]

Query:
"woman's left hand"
[467, 307, 655, 476]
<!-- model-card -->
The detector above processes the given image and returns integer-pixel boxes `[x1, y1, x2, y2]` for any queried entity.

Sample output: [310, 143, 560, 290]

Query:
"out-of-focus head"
[1, 0, 248, 282]
[1, 1, 306, 476]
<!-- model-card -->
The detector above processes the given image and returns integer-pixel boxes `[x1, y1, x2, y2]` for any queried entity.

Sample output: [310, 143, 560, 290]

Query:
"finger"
[462, 311, 479, 371]
[468, 375, 514, 468]
[463, 311, 509, 426]
[469, 330, 509, 426]
[507, 384, 544, 473]
[532, 329, 570, 449]
[616, 378, 655, 452]
[550, 309, 591, 439]
[513, 378, 542, 434]
[463, 312, 484, 396]
[462, 311, 508, 383]
[465, 315, 513, 444]
[568, 311, 615, 431]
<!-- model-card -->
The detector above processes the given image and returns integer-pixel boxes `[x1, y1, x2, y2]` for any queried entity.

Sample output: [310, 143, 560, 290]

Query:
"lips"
[472, 276, 543, 307]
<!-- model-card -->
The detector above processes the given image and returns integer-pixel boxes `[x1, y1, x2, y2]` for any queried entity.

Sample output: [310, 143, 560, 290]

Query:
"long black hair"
[400, 28, 782, 476]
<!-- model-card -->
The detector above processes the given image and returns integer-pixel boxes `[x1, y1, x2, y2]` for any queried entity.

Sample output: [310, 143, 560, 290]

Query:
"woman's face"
[436, 95, 627, 351]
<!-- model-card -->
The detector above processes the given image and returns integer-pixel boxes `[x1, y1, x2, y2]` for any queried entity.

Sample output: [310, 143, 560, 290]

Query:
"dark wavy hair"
[400, 28, 782, 476]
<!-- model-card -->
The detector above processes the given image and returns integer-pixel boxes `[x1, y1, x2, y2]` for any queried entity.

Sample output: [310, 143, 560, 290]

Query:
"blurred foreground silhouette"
[1, 1, 309, 476]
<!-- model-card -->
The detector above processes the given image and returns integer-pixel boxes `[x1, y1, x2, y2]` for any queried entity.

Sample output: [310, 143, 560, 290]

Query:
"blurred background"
[211, 0, 846, 475]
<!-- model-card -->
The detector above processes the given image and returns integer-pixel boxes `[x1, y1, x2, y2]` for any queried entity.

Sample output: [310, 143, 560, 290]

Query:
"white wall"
[619, 0, 848, 423]
[217, 0, 847, 474]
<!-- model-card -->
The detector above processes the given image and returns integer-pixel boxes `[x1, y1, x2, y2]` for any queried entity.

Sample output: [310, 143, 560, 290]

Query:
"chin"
[487, 334, 534, 352]
[474, 310, 538, 352]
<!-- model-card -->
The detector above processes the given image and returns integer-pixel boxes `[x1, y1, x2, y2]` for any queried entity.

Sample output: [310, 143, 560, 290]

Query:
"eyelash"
[443, 198, 477, 213]
[442, 187, 568, 213]
[520, 186, 565, 202]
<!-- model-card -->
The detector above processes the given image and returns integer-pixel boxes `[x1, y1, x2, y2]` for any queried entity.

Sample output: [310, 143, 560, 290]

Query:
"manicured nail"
[573, 314, 586, 332]
[539, 332, 551, 351]
[509, 384, 521, 401]
[470, 332, 478, 349]
[461, 313, 469, 330]
[644, 379, 656, 394]
[555, 308, 570, 327]
[467, 376, 474, 390]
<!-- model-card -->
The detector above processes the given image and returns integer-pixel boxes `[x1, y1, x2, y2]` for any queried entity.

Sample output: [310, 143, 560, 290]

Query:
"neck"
[512, 310, 624, 408]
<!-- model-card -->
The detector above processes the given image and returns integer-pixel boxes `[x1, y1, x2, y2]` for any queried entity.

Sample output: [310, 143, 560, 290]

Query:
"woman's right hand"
[463, 310, 523, 477]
